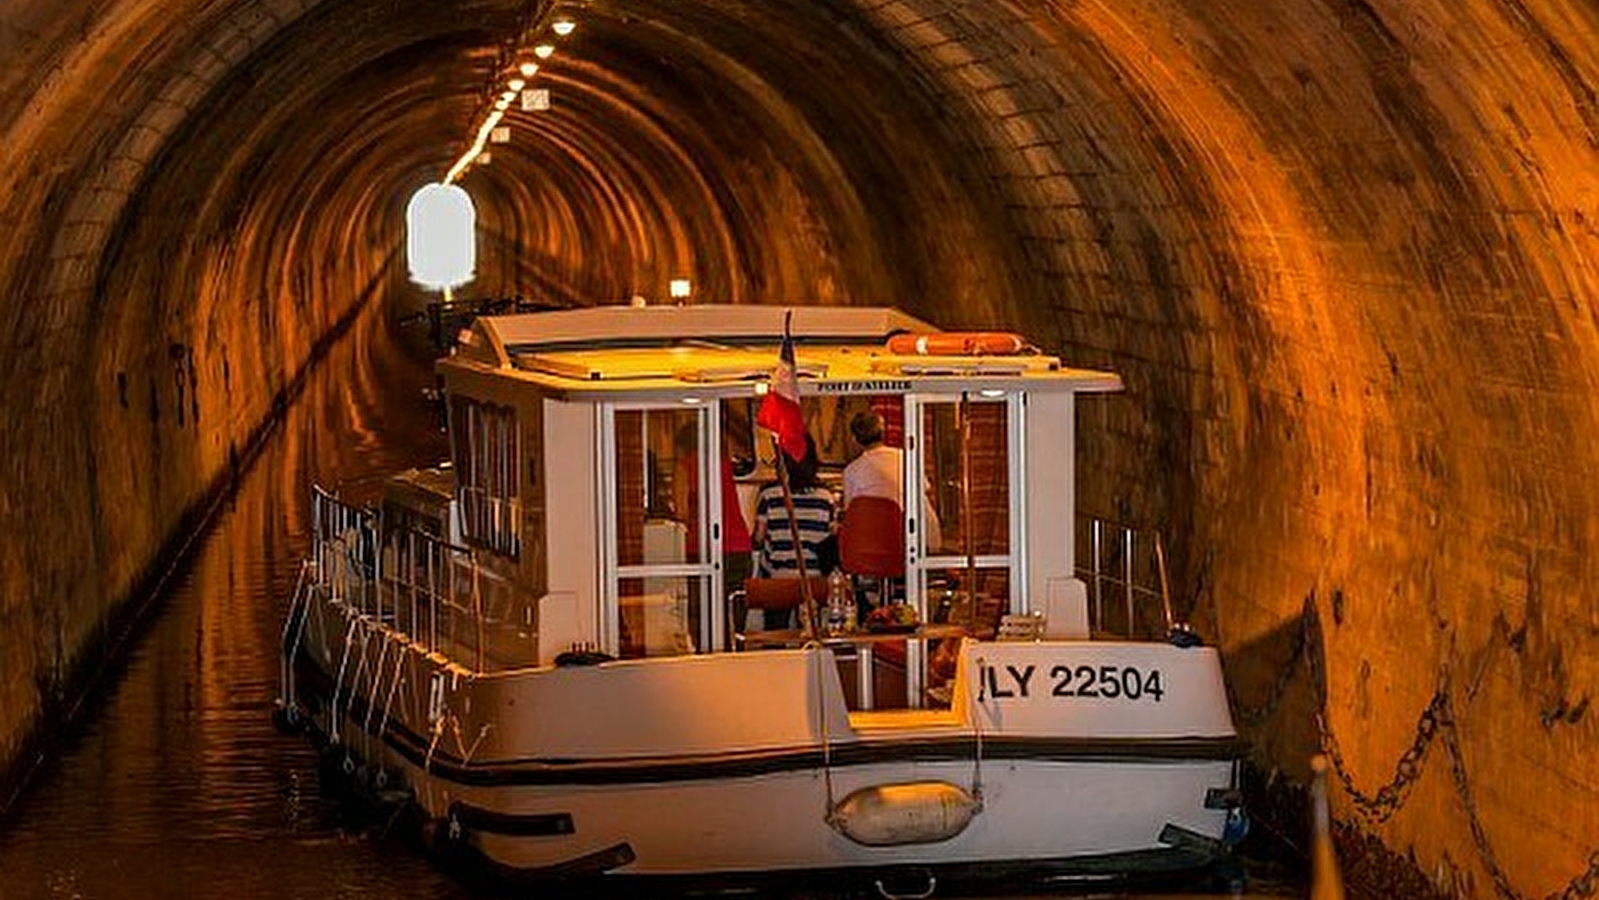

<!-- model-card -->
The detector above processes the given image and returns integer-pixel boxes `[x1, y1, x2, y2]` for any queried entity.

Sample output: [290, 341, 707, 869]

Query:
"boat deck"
[847, 707, 963, 733]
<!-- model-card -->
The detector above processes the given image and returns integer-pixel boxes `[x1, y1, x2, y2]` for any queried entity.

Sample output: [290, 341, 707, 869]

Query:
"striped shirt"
[753, 484, 837, 578]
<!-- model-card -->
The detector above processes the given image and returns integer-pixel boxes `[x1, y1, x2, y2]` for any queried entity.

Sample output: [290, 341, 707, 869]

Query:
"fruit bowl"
[864, 603, 919, 633]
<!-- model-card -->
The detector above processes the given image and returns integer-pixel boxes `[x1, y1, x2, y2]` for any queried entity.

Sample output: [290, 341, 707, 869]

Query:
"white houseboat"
[276, 303, 1246, 894]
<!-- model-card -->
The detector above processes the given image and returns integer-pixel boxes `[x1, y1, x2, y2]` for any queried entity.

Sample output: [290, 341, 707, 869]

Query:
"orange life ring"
[886, 332, 1027, 356]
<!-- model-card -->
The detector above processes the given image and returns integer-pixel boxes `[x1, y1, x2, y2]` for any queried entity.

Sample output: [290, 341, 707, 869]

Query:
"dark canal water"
[0, 305, 1303, 900]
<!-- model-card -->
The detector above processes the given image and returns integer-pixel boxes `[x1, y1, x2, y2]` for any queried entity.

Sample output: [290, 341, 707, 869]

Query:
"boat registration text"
[980, 662, 1166, 703]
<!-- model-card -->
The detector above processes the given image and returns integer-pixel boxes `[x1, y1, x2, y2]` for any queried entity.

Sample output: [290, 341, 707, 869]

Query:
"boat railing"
[312, 486, 379, 614]
[1075, 515, 1177, 641]
[377, 526, 537, 671]
[311, 487, 537, 673]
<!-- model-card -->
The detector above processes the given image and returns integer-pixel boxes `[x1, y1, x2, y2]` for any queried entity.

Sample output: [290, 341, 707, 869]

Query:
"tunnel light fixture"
[445, 109, 505, 183]
[406, 183, 476, 290]
[669, 279, 692, 300]
[441, 12, 578, 189]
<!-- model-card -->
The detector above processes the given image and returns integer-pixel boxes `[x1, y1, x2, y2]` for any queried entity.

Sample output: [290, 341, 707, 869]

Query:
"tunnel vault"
[2, 0, 1596, 897]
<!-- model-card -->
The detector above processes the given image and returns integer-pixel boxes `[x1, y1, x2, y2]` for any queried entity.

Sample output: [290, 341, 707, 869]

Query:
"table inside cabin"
[739, 623, 967, 709]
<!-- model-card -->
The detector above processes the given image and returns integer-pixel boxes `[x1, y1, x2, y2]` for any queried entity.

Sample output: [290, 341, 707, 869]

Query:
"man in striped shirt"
[751, 434, 837, 627]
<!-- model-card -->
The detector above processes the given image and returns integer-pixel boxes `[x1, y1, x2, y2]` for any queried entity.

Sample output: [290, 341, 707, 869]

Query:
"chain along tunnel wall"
[1, 0, 1595, 896]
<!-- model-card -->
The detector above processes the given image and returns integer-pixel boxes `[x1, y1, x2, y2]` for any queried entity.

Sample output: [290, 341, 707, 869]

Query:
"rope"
[278, 560, 315, 714]
[376, 637, 407, 741]
[328, 616, 359, 744]
[816, 647, 840, 824]
[361, 631, 392, 757]
[344, 625, 374, 755]
[969, 683, 986, 812]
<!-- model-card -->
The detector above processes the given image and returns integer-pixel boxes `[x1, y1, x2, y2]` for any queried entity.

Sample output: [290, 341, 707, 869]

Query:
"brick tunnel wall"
[848, 4, 1599, 895]
[2, 1, 1597, 898]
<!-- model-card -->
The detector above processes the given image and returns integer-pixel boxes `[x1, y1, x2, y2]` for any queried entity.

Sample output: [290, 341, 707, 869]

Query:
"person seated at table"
[842, 410, 942, 555]
[751, 434, 837, 629]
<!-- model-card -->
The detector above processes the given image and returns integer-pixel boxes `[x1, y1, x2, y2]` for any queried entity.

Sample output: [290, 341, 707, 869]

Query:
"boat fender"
[886, 332, 1027, 356]
[828, 781, 980, 846]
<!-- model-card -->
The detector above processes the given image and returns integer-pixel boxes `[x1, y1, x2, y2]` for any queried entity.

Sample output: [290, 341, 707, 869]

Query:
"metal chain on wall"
[1223, 594, 1598, 900]
[1227, 597, 1311, 726]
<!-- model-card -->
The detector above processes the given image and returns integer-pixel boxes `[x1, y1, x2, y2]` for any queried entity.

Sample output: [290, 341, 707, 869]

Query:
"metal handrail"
[1077, 516, 1174, 640]
[306, 486, 535, 673]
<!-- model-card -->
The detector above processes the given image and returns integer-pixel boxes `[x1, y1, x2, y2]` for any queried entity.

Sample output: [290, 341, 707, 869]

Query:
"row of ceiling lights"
[444, 14, 578, 183]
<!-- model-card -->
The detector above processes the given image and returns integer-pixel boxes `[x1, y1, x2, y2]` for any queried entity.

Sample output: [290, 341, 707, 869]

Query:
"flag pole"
[755, 308, 819, 638]
[771, 436, 819, 638]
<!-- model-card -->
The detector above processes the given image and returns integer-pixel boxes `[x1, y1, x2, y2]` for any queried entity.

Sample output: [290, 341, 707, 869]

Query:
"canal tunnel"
[1, 1, 1595, 897]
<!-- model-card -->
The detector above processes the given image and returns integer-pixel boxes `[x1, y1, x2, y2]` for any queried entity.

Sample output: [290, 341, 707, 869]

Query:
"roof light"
[553, 19, 576, 36]
[508, 78, 526, 91]
[519, 61, 539, 77]
[534, 44, 555, 59]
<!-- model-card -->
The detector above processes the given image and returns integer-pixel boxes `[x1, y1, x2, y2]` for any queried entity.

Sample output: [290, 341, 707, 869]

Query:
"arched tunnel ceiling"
[2, 1, 1598, 897]
[450, 0, 1049, 310]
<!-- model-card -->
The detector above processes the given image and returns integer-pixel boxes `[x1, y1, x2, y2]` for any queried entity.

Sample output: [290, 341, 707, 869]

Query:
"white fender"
[829, 781, 980, 846]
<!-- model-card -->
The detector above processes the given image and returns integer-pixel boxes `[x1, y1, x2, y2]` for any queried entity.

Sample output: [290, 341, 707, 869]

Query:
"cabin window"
[911, 395, 1016, 636]
[921, 400, 1009, 559]
[604, 406, 720, 658]
[612, 408, 709, 568]
[450, 398, 520, 558]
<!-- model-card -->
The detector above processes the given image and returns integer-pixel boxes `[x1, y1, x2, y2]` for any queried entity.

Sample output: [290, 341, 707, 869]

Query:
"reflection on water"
[0, 306, 1301, 900]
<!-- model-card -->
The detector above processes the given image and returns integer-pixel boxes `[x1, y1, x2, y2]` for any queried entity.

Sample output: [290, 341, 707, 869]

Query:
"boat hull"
[285, 595, 1244, 886]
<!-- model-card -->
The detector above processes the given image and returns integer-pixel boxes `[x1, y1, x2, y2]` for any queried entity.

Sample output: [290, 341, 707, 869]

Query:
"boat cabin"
[420, 304, 1121, 699]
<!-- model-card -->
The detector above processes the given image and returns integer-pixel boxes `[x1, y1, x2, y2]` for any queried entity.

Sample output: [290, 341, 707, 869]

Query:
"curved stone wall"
[1, 0, 1594, 895]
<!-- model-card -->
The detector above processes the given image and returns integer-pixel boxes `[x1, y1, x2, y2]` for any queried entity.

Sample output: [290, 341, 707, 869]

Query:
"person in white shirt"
[842, 411, 941, 552]
[842, 411, 902, 508]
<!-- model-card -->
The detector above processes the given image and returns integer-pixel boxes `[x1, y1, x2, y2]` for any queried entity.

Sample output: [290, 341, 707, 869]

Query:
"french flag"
[757, 311, 808, 462]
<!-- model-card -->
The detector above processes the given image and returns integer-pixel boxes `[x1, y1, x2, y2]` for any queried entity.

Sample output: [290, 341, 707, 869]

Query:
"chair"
[839, 497, 905, 601]
[732, 576, 829, 649]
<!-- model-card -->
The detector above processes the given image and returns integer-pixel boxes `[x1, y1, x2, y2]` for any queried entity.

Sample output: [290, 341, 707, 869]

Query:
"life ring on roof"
[886, 332, 1027, 356]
